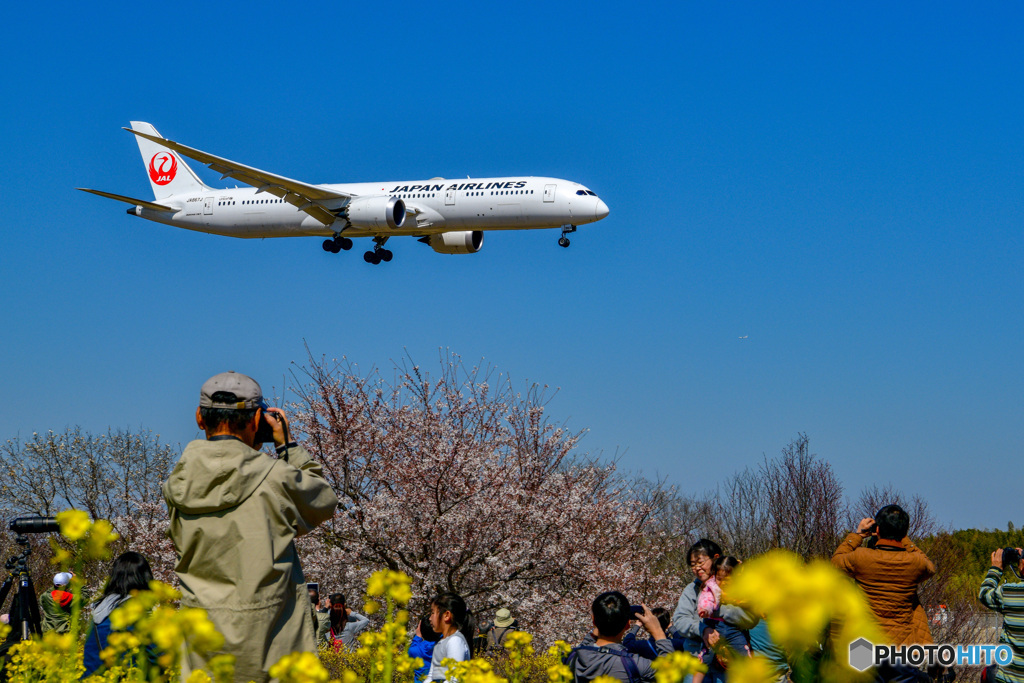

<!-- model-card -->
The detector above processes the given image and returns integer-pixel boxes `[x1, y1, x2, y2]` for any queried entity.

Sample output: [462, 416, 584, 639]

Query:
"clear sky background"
[1, 3, 1020, 530]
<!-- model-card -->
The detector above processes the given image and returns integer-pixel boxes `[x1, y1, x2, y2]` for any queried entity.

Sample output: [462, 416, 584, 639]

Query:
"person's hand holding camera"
[993, 547, 1024, 572]
[635, 604, 666, 641]
[263, 408, 290, 447]
[857, 518, 877, 537]
[992, 548, 1005, 570]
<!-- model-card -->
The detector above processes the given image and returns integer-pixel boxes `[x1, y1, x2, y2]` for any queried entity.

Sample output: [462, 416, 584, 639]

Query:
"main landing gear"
[322, 233, 353, 254]
[363, 237, 393, 265]
[558, 225, 577, 248]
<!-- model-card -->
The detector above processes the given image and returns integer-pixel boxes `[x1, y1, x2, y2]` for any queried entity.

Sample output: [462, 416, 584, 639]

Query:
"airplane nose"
[595, 199, 610, 220]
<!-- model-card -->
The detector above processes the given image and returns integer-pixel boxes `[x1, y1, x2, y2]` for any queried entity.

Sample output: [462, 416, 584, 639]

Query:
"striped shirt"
[979, 566, 1024, 683]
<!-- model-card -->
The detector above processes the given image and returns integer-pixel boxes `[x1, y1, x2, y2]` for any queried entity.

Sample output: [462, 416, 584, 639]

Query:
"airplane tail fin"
[129, 121, 210, 199]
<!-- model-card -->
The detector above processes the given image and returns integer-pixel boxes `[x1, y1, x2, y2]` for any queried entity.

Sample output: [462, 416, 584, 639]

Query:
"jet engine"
[345, 196, 405, 230]
[423, 231, 484, 254]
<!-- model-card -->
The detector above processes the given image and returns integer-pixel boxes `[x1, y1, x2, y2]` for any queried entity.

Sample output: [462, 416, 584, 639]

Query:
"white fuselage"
[133, 176, 609, 239]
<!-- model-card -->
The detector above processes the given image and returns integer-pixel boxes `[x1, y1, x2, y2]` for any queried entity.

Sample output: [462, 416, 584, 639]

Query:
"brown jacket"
[832, 533, 936, 645]
[163, 439, 338, 682]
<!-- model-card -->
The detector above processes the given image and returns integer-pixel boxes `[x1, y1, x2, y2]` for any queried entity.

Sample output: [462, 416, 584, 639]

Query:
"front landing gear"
[322, 233, 353, 254]
[363, 237, 393, 265]
[558, 225, 577, 248]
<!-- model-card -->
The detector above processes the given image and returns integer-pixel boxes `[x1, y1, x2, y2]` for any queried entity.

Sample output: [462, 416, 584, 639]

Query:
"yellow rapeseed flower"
[650, 650, 706, 683]
[547, 663, 573, 683]
[725, 655, 777, 683]
[209, 654, 237, 683]
[269, 651, 331, 683]
[110, 599, 145, 630]
[148, 580, 181, 603]
[547, 641, 573, 658]
[84, 518, 119, 560]
[57, 509, 90, 542]
[366, 572, 387, 597]
[186, 670, 213, 683]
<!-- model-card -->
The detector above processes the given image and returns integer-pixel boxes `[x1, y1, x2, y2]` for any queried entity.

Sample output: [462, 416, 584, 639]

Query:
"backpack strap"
[564, 645, 642, 683]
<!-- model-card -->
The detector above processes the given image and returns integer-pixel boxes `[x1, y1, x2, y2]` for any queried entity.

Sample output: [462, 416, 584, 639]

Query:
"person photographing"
[979, 547, 1024, 683]
[317, 593, 370, 650]
[163, 371, 338, 683]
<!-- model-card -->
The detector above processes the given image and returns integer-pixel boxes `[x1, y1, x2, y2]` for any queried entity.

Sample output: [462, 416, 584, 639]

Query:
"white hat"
[53, 572, 73, 587]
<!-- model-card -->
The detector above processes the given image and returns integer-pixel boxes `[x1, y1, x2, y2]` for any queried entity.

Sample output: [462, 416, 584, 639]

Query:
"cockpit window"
[576, 190, 587, 195]
[586, 190, 597, 196]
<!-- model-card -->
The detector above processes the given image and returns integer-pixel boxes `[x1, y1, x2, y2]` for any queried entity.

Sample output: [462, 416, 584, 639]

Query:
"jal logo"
[148, 152, 178, 185]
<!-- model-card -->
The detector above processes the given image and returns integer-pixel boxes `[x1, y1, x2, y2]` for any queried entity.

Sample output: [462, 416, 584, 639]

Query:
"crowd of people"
[2, 370, 1022, 683]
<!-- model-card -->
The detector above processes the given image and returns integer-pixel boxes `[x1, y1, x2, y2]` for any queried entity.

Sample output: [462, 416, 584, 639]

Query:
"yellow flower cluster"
[442, 657, 506, 683]
[504, 631, 534, 666]
[269, 651, 332, 683]
[355, 622, 419, 683]
[55, 510, 119, 561]
[546, 641, 572, 659]
[365, 569, 413, 616]
[103, 581, 229, 675]
[649, 650, 705, 683]
[546, 662, 573, 683]
[721, 655, 778, 683]
[4, 631, 81, 682]
[723, 550, 884, 682]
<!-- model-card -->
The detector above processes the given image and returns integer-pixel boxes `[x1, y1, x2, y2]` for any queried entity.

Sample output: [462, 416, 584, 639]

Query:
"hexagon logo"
[849, 637, 874, 672]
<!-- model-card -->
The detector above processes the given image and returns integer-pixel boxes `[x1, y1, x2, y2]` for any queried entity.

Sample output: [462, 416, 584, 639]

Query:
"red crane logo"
[148, 152, 178, 185]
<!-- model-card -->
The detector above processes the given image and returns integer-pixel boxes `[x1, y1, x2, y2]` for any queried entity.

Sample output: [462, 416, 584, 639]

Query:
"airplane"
[79, 122, 610, 264]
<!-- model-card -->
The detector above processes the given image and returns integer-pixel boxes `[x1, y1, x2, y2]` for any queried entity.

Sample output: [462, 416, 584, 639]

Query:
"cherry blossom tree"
[291, 353, 681, 642]
[0, 427, 178, 585]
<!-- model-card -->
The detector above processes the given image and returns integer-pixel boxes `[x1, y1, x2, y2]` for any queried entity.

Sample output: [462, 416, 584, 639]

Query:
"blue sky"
[1, 2, 1021, 530]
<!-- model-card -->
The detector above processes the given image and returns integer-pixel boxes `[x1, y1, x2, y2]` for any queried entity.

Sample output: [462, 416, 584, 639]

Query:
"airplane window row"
[391, 190, 536, 200]
[218, 201, 236, 206]
[576, 190, 598, 196]
[241, 198, 284, 205]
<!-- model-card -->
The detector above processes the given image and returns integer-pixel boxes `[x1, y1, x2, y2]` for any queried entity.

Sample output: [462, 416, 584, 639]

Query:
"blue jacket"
[409, 635, 437, 683]
[82, 595, 125, 678]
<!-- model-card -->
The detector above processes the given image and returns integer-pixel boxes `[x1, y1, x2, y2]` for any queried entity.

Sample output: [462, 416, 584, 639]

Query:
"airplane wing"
[78, 188, 179, 212]
[124, 126, 348, 226]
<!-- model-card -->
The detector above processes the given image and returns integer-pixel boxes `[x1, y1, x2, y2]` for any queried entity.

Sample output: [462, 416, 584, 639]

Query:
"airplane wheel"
[322, 239, 334, 252]
[380, 249, 393, 262]
[330, 242, 342, 254]
[339, 237, 353, 251]
[558, 237, 571, 248]
[363, 251, 374, 263]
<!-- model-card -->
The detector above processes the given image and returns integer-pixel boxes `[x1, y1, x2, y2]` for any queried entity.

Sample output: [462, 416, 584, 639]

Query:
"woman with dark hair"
[82, 552, 154, 678]
[670, 540, 758, 683]
[427, 592, 475, 683]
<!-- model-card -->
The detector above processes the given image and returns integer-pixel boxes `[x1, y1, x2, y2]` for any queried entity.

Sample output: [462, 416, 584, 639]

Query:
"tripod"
[0, 534, 43, 640]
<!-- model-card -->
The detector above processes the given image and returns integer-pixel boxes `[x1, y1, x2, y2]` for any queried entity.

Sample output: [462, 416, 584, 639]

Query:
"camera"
[630, 605, 645, 617]
[1003, 547, 1021, 570]
[8, 517, 59, 535]
[254, 404, 282, 445]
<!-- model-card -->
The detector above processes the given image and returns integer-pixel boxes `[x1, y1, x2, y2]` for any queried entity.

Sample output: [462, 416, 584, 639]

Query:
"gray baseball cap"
[199, 371, 264, 410]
